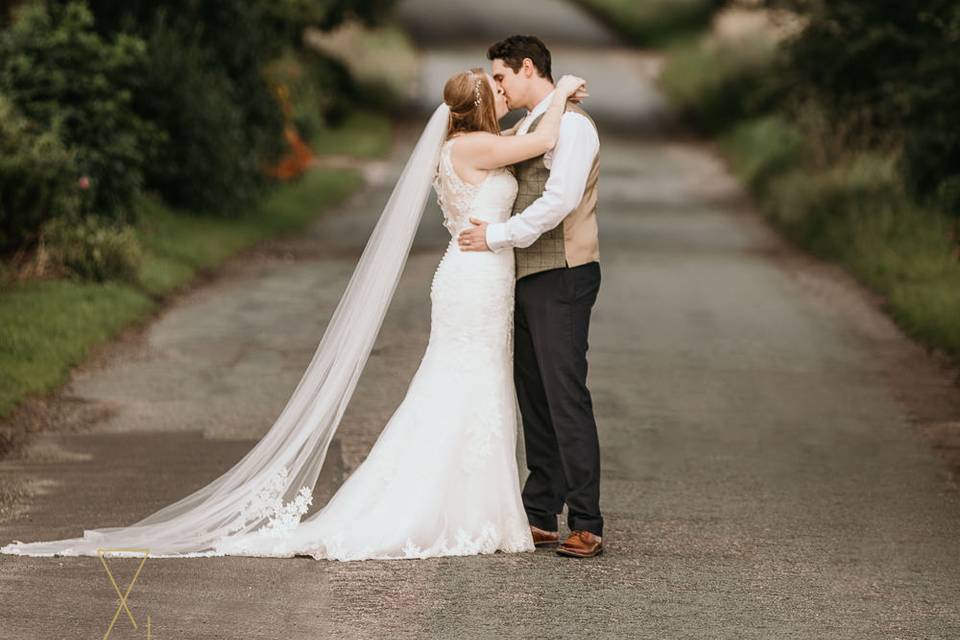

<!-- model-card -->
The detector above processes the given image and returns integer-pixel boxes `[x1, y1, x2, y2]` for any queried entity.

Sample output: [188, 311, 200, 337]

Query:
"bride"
[0, 69, 588, 561]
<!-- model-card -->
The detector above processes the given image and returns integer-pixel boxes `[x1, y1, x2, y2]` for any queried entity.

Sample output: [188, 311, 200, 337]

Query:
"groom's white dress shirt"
[484, 89, 600, 253]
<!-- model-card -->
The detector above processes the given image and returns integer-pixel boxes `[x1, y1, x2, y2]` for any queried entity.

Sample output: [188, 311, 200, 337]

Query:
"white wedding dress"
[1, 107, 535, 561]
[210, 138, 535, 560]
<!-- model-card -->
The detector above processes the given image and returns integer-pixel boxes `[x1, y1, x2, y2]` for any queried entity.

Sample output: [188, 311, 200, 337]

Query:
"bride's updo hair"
[443, 67, 500, 139]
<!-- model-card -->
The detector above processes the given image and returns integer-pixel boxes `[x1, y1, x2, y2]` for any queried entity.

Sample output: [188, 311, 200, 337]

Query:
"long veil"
[1, 103, 452, 558]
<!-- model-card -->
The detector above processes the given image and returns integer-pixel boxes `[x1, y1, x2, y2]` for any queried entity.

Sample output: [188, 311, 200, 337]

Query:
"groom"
[458, 35, 603, 558]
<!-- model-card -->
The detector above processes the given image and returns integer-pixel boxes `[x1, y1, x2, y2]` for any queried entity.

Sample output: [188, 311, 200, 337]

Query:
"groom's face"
[491, 58, 525, 111]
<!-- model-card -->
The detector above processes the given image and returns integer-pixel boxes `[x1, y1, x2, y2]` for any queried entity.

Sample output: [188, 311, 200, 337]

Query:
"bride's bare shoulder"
[449, 131, 499, 146]
[448, 132, 500, 160]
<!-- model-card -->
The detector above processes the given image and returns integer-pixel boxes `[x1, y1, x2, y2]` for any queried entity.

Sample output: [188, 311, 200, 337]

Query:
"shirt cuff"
[485, 222, 511, 253]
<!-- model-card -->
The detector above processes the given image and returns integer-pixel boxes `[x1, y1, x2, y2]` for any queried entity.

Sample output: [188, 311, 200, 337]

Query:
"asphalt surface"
[2, 1, 960, 638]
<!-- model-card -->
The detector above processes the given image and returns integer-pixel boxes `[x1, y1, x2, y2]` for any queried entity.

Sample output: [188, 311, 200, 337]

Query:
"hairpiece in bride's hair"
[472, 75, 482, 108]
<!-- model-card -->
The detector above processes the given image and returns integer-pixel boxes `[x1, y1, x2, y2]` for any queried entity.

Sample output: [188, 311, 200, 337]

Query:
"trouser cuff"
[526, 513, 559, 533]
[569, 516, 603, 538]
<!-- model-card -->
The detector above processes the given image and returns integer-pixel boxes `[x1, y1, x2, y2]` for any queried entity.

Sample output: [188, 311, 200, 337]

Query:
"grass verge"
[137, 168, 362, 296]
[308, 110, 392, 159]
[720, 117, 960, 359]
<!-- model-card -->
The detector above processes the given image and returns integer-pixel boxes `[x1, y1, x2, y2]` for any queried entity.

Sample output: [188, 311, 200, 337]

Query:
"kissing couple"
[1, 35, 605, 562]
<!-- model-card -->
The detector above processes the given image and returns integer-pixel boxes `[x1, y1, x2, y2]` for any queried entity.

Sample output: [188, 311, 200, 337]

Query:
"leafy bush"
[0, 2, 160, 223]
[302, 50, 359, 125]
[764, 154, 901, 249]
[0, 95, 81, 253]
[133, 15, 265, 215]
[52, 0, 399, 215]
[41, 215, 142, 282]
[0, 0, 402, 248]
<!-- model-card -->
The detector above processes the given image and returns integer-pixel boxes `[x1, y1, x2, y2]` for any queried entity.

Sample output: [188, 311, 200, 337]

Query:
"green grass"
[137, 168, 362, 296]
[718, 117, 960, 360]
[571, 0, 721, 47]
[719, 114, 804, 194]
[0, 279, 153, 418]
[309, 110, 392, 158]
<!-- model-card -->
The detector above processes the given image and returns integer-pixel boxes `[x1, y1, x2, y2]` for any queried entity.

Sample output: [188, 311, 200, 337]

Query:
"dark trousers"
[515, 260, 603, 537]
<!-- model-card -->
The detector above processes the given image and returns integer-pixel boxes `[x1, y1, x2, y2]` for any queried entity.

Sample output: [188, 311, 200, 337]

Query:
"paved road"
[3, 1, 960, 638]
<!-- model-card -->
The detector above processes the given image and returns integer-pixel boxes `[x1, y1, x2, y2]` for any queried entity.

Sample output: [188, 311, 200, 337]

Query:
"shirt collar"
[526, 89, 557, 121]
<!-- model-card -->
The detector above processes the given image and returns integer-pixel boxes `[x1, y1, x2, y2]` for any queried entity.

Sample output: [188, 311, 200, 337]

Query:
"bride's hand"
[568, 85, 589, 104]
[556, 75, 588, 102]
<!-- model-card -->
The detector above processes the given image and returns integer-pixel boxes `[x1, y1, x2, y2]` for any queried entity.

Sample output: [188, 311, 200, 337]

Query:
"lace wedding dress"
[0, 107, 534, 561]
[208, 138, 535, 560]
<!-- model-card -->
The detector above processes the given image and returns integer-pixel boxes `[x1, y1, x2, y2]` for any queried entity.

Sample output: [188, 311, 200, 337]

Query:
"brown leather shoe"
[556, 530, 603, 558]
[529, 525, 560, 547]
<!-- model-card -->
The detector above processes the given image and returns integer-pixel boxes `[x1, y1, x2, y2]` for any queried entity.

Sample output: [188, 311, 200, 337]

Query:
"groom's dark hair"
[487, 35, 553, 84]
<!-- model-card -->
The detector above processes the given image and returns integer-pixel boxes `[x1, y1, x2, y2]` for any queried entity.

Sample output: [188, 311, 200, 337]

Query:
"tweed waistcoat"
[511, 102, 600, 280]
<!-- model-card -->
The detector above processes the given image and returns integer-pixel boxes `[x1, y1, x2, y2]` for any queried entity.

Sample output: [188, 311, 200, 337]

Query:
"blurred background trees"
[658, 0, 960, 217]
[0, 0, 399, 274]
[767, 0, 960, 214]
[2, 0, 956, 316]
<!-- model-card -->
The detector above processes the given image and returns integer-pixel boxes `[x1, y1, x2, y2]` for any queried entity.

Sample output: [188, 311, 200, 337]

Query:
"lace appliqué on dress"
[400, 522, 501, 559]
[433, 139, 492, 239]
[226, 466, 313, 539]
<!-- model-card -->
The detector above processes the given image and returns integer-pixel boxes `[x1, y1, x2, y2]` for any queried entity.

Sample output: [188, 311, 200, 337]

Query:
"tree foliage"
[0, 2, 160, 222]
[0, 0, 398, 253]
[767, 0, 960, 211]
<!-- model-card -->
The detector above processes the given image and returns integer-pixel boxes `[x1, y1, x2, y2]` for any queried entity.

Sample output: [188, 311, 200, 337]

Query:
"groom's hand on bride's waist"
[458, 217, 490, 252]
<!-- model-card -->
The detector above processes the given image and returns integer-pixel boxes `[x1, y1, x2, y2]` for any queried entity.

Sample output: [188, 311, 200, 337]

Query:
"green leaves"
[0, 1, 159, 225]
[0, 94, 80, 253]
[0, 0, 399, 253]
[41, 214, 142, 282]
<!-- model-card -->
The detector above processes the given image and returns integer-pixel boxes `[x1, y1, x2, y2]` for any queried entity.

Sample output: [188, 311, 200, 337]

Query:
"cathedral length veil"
[0, 104, 452, 558]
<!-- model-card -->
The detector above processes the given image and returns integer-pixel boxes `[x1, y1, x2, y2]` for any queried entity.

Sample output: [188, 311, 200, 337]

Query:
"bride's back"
[434, 138, 518, 239]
